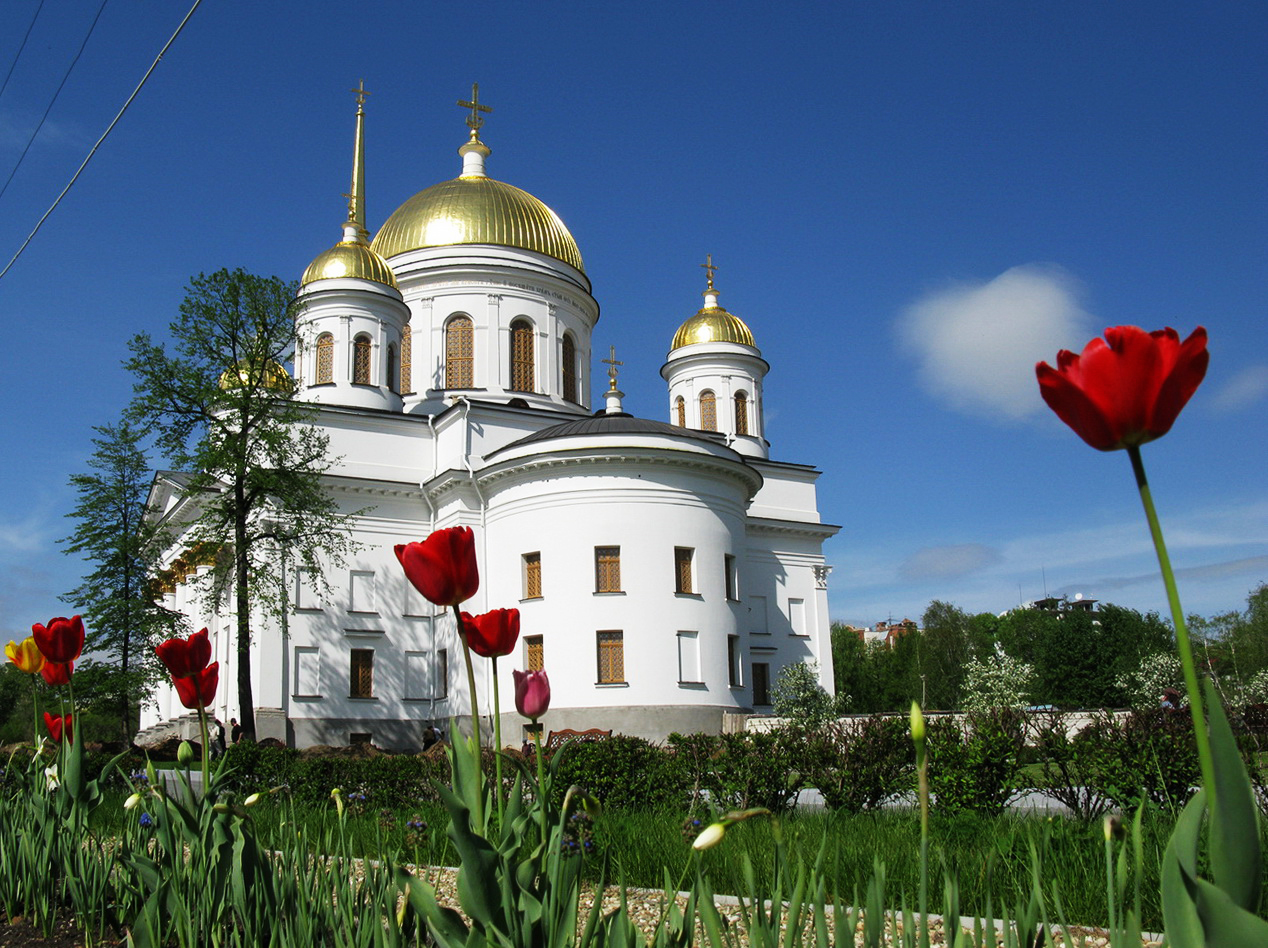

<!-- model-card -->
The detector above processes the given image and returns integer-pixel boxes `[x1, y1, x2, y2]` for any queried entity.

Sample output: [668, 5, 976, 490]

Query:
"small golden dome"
[219, 359, 292, 392]
[671, 306, 756, 350]
[371, 175, 585, 273]
[301, 239, 398, 289]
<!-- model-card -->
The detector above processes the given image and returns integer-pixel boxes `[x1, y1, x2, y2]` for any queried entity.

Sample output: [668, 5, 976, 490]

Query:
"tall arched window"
[675, 396, 686, 427]
[561, 333, 577, 403]
[734, 391, 749, 436]
[400, 325, 412, 394]
[352, 334, 372, 385]
[699, 391, 717, 431]
[510, 319, 534, 393]
[386, 344, 397, 394]
[315, 333, 334, 384]
[445, 316, 473, 389]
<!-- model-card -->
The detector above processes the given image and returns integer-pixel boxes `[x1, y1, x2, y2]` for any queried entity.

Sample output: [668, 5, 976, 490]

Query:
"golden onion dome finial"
[701, 253, 718, 293]
[457, 83, 493, 177]
[347, 79, 371, 239]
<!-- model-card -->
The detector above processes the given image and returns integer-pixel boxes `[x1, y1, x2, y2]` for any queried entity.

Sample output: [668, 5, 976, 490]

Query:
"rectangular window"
[437, 648, 449, 698]
[752, 662, 771, 706]
[724, 555, 738, 601]
[788, 598, 806, 635]
[677, 631, 700, 683]
[751, 595, 769, 634]
[349, 570, 377, 613]
[295, 568, 322, 611]
[674, 547, 694, 594]
[404, 650, 428, 699]
[403, 579, 427, 617]
[595, 546, 621, 593]
[350, 648, 374, 698]
[294, 646, 320, 696]
[523, 552, 542, 599]
[525, 634, 544, 672]
[597, 630, 625, 683]
[727, 635, 741, 687]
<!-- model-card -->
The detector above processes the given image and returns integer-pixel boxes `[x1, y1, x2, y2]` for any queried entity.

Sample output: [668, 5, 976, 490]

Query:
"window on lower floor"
[595, 546, 621, 593]
[727, 635, 741, 687]
[523, 552, 542, 599]
[789, 598, 806, 635]
[350, 649, 374, 698]
[751, 662, 770, 706]
[674, 547, 694, 594]
[437, 648, 449, 699]
[294, 646, 320, 696]
[677, 631, 700, 683]
[525, 634, 544, 672]
[597, 630, 624, 683]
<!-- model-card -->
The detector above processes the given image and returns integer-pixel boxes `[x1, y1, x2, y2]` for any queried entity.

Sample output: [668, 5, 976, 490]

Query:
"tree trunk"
[235, 500, 256, 741]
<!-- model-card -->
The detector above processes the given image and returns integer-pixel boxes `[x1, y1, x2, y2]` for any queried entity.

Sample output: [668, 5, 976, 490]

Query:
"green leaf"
[1161, 792, 1205, 948]
[1202, 678, 1262, 912]
[1193, 876, 1268, 948]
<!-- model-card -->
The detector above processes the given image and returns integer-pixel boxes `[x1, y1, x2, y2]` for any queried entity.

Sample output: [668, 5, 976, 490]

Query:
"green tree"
[917, 600, 976, 710]
[771, 661, 835, 727]
[61, 420, 179, 741]
[126, 269, 357, 741]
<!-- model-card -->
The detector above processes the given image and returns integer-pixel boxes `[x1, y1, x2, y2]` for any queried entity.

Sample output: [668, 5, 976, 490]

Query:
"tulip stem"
[532, 721, 546, 842]
[197, 703, 210, 794]
[491, 655, 504, 827]
[1127, 445, 1216, 809]
[452, 604, 485, 828]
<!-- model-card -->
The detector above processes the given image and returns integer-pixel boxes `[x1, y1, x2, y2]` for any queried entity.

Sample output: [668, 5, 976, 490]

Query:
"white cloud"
[897, 264, 1092, 422]
[1210, 366, 1268, 413]
[899, 543, 1001, 581]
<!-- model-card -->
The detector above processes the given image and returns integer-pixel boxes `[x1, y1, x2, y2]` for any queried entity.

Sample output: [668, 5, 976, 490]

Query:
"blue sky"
[0, 1, 1264, 640]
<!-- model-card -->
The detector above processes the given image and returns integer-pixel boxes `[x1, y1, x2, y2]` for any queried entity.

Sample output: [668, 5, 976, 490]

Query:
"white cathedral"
[140, 90, 839, 749]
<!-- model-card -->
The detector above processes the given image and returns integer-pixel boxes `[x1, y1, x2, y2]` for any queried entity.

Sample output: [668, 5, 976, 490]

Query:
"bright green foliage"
[549, 734, 689, 811]
[926, 711, 1026, 814]
[800, 714, 914, 812]
[668, 730, 805, 813]
[771, 660, 835, 727]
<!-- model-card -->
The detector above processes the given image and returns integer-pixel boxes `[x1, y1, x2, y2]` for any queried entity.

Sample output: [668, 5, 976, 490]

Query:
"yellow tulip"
[5, 636, 45, 674]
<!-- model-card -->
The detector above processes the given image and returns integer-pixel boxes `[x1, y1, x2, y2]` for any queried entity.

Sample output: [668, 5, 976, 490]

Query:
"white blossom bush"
[771, 661, 836, 728]
[960, 645, 1034, 715]
[1115, 651, 1183, 709]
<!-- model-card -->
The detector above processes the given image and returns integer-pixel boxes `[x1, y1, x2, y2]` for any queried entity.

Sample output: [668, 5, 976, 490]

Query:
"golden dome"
[301, 239, 398, 289]
[371, 175, 585, 273]
[219, 359, 292, 392]
[671, 306, 755, 350]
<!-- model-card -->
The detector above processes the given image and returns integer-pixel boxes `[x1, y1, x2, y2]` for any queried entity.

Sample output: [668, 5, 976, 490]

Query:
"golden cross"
[701, 253, 718, 290]
[457, 82, 492, 133]
[602, 345, 623, 389]
[350, 79, 370, 109]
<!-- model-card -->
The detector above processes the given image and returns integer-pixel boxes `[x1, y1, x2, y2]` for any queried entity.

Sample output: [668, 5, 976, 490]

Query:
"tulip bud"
[177, 741, 195, 766]
[213, 803, 230, 813]
[244, 792, 261, 808]
[693, 823, 726, 850]
[1103, 813, 1124, 842]
[124, 792, 142, 810]
[331, 786, 345, 820]
[909, 701, 925, 743]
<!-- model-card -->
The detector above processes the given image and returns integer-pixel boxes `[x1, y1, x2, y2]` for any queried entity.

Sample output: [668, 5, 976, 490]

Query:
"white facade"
[140, 106, 838, 749]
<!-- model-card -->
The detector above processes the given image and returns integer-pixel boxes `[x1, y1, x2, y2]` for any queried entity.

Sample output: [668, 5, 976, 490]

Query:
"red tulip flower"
[156, 628, 212, 678]
[395, 527, 479, 607]
[461, 608, 520, 659]
[1035, 325, 1208, 451]
[174, 663, 219, 710]
[32, 616, 84, 665]
[44, 711, 72, 743]
[513, 669, 550, 721]
[40, 660, 73, 686]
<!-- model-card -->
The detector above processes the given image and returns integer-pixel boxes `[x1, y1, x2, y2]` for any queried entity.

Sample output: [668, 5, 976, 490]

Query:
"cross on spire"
[701, 253, 718, 290]
[350, 79, 370, 110]
[602, 345, 623, 391]
[458, 83, 492, 135]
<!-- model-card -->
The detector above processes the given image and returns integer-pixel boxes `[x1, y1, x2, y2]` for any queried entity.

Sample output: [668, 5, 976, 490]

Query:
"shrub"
[801, 714, 913, 812]
[771, 661, 835, 728]
[549, 735, 689, 811]
[927, 710, 1025, 813]
[1030, 710, 1112, 821]
[1079, 709, 1199, 813]
[667, 729, 805, 813]
[1115, 651, 1183, 710]
[960, 646, 1034, 715]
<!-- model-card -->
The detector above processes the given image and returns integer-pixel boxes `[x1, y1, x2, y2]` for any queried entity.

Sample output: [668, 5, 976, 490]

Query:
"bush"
[1079, 709, 1199, 813]
[801, 715, 913, 812]
[1030, 710, 1112, 821]
[549, 735, 688, 811]
[927, 710, 1025, 813]
[669, 729, 805, 813]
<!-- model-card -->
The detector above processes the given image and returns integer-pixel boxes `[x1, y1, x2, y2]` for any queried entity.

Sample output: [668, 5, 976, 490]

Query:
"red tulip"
[31, 616, 84, 664]
[1036, 326, 1208, 451]
[44, 711, 72, 743]
[156, 628, 212, 678]
[513, 669, 550, 721]
[395, 527, 479, 607]
[40, 660, 73, 686]
[461, 608, 520, 659]
[173, 663, 219, 710]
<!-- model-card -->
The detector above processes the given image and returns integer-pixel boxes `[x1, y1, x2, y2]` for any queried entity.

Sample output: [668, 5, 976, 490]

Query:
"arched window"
[400, 325, 412, 395]
[386, 344, 397, 394]
[699, 391, 717, 431]
[734, 391, 749, 436]
[675, 396, 686, 427]
[445, 316, 473, 389]
[315, 333, 334, 385]
[510, 319, 534, 393]
[352, 334, 372, 385]
[561, 333, 577, 403]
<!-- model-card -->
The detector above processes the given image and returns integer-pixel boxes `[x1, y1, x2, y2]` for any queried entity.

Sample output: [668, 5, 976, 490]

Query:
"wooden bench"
[544, 727, 612, 751]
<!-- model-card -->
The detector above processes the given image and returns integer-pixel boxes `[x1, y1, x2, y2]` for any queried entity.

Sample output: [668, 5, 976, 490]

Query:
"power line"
[0, 0, 203, 285]
[0, 0, 111, 204]
[0, 0, 46, 102]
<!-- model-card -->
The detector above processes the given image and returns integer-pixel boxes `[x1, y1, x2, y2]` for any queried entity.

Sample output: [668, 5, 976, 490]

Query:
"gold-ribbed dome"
[219, 359, 292, 392]
[671, 306, 755, 350]
[301, 239, 398, 289]
[371, 176, 585, 273]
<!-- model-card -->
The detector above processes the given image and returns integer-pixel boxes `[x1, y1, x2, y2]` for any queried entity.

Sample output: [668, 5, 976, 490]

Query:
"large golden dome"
[371, 174, 585, 273]
[302, 238, 398, 289]
[672, 305, 755, 350]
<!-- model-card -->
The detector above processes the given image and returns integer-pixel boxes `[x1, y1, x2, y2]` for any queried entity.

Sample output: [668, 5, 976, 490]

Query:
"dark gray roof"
[489, 413, 732, 458]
